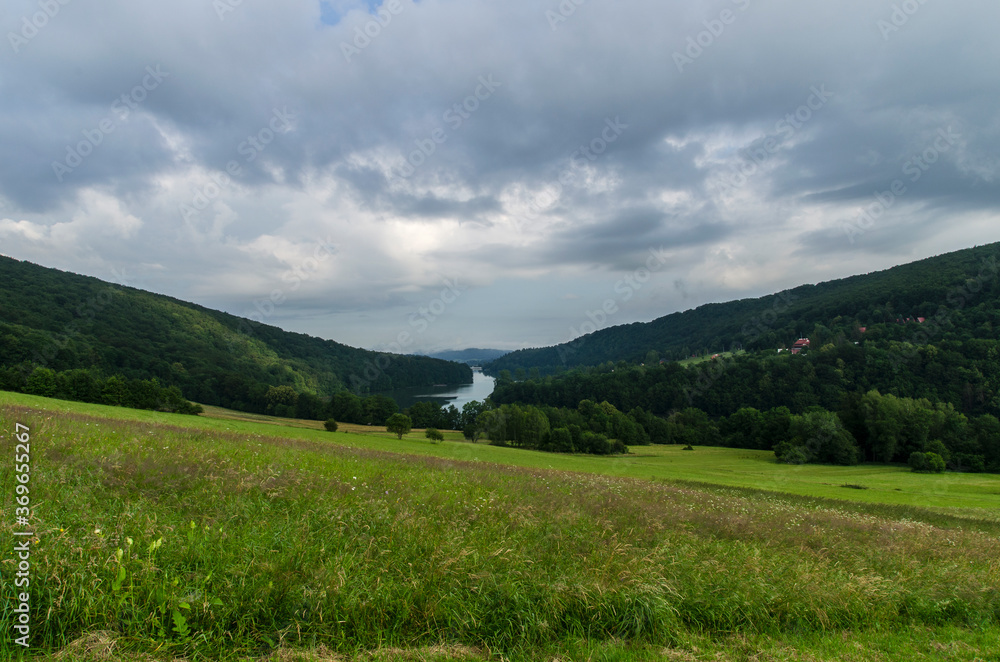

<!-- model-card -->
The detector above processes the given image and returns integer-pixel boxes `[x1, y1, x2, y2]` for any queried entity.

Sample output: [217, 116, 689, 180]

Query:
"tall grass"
[2, 402, 999, 660]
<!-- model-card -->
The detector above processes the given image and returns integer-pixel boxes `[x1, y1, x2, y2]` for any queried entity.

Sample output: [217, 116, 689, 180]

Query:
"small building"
[790, 338, 810, 355]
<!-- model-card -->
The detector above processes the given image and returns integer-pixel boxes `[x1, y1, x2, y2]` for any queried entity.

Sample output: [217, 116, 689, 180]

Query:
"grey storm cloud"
[1, 0, 999, 350]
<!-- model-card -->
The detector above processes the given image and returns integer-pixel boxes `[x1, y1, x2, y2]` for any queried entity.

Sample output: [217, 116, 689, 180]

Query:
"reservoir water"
[380, 368, 495, 410]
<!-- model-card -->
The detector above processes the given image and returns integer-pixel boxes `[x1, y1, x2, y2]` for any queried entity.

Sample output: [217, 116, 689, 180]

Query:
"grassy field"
[2, 391, 999, 661]
[193, 402, 1000, 518]
[677, 351, 744, 368]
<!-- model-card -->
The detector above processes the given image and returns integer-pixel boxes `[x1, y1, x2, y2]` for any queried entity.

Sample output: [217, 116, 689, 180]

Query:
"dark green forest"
[0, 256, 471, 415]
[484, 242, 1000, 471]
[486, 242, 1000, 375]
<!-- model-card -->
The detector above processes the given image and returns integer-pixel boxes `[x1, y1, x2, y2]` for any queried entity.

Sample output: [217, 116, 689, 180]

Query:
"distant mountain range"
[0, 256, 471, 411]
[486, 242, 1000, 375]
[419, 348, 510, 365]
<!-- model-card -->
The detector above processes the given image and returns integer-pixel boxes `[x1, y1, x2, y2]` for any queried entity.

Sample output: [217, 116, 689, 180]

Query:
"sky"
[1, 0, 999, 354]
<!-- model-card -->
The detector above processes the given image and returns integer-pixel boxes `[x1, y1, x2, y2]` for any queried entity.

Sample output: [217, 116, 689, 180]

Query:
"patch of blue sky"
[319, 0, 392, 26]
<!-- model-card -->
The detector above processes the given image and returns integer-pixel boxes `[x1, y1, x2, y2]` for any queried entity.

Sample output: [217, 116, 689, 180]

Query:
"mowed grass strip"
[2, 396, 1000, 660]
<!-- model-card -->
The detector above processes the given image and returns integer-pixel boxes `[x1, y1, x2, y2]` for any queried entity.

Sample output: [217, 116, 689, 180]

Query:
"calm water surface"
[380, 368, 495, 410]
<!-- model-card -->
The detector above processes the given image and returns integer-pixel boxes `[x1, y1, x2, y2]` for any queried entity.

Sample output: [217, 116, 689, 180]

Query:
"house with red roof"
[790, 338, 810, 355]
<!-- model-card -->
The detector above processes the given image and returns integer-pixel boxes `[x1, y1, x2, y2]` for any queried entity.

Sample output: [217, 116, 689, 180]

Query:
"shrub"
[425, 427, 444, 442]
[580, 431, 612, 455]
[462, 424, 480, 442]
[909, 451, 929, 472]
[682, 444, 694, 451]
[178, 401, 204, 415]
[386, 413, 412, 439]
[777, 444, 809, 465]
[951, 453, 985, 473]
[924, 439, 951, 463]
[324, 418, 338, 432]
[910, 451, 946, 473]
[926, 452, 946, 473]
[273, 403, 295, 418]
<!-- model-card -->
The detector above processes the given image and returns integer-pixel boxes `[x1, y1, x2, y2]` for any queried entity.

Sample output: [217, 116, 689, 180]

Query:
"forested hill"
[486, 242, 1000, 375]
[0, 256, 471, 409]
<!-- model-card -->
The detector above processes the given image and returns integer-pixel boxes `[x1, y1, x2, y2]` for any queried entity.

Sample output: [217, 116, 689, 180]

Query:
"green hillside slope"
[0, 256, 471, 411]
[486, 242, 1000, 375]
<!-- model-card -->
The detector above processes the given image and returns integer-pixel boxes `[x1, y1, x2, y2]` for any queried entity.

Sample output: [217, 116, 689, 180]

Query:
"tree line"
[0, 365, 202, 415]
[491, 335, 1000, 420]
[362, 398, 640, 456]
[489, 338, 1000, 471]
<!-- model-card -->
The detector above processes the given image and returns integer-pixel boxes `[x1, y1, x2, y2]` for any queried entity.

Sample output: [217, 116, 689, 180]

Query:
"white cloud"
[1, 0, 999, 349]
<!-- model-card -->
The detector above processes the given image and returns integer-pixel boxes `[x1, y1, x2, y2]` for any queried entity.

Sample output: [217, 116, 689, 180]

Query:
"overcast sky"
[2, 0, 998, 353]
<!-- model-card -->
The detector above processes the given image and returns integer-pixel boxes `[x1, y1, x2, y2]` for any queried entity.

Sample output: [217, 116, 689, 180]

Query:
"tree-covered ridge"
[485, 242, 1000, 471]
[488, 329, 1000, 471]
[485, 242, 1000, 375]
[0, 256, 471, 412]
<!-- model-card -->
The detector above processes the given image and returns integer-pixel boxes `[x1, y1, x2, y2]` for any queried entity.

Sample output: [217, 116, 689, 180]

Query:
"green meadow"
[676, 350, 744, 368]
[2, 391, 999, 661]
